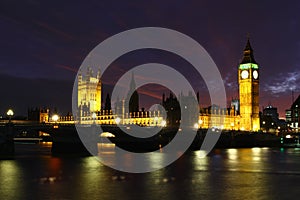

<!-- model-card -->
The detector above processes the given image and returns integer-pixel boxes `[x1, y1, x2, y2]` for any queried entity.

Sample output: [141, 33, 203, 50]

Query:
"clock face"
[241, 70, 249, 79]
[253, 70, 259, 79]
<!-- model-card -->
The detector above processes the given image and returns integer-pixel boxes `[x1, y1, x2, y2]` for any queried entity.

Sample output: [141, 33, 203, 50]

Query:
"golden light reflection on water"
[72, 157, 112, 200]
[194, 151, 208, 171]
[41, 141, 52, 145]
[222, 148, 273, 199]
[97, 143, 116, 155]
[97, 143, 117, 168]
[2, 144, 299, 200]
[225, 148, 271, 173]
[148, 152, 166, 170]
[227, 148, 238, 161]
[0, 161, 23, 199]
[188, 148, 275, 199]
[251, 147, 262, 161]
[96, 142, 179, 171]
[84, 156, 103, 168]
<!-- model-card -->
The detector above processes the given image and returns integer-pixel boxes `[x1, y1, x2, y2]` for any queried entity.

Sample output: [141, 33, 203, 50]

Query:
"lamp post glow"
[52, 114, 59, 122]
[7, 109, 14, 123]
[52, 114, 59, 128]
[115, 117, 121, 124]
[92, 112, 97, 124]
[231, 122, 234, 130]
[198, 119, 203, 129]
[193, 123, 199, 129]
[161, 120, 167, 127]
[154, 117, 158, 126]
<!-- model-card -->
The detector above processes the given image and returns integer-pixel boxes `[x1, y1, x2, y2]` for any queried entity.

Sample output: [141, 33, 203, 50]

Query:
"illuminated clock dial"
[241, 70, 249, 79]
[253, 70, 259, 79]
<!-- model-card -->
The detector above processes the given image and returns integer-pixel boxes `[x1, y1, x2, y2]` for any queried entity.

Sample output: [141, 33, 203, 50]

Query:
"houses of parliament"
[76, 38, 260, 132]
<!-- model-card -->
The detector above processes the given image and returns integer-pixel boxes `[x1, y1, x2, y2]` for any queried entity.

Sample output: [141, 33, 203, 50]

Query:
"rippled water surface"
[0, 143, 300, 200]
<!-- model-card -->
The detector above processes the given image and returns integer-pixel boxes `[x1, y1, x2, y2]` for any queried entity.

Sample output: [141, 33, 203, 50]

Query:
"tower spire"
[126, 71, 139, 113]
[241, 35, 257, 64]
[238, 36, 260, 131]
[130, 71, 136, 90]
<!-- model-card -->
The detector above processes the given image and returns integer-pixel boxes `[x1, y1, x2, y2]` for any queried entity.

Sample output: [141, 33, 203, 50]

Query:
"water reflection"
[251, 147, 262, 161]
[1, 143, 300, 200]
[97, 142, 185, 172]
[194, 151, 208, 171]
[222, 148, 271, 173]
[98, 143, 116, 155]
[227, 148, 238, 161]
[0, 161, 23, 199]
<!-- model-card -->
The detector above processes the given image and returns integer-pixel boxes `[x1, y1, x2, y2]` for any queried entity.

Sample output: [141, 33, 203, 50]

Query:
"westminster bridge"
[0, 120, 185, 156]
[0, 120, 292, 158]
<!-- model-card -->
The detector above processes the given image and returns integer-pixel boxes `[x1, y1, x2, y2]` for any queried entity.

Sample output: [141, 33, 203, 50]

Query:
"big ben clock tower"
[238, 38, 260, 131]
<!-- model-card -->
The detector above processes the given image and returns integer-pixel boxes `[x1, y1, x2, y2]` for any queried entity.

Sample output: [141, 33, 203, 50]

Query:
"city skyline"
[1, 0, 300, 118]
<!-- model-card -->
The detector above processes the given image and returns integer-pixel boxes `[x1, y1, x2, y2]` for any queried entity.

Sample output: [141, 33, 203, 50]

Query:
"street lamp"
[52, 114, 59, 122]
[52, 114, 59, 128]
[7, 109, 14, 123]
[193, 123, 199, 129]
[231, 122, 234, 130]
[198, 119, 203, 129]
[161, 120, 167, 127]
[92, 112, 97, 124]
[154, 117, 158, 126]
[115, 117, 121, 124]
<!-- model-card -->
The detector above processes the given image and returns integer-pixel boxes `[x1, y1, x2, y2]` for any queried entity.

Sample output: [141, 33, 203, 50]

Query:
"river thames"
[0, 143, 300, 200]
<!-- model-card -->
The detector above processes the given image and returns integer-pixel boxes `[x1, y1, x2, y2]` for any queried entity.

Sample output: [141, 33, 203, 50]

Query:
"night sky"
[0, 0, 299, 118]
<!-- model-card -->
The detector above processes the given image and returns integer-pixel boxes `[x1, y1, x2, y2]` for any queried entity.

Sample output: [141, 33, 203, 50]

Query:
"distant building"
[179, 92, 199, 127]
[199, 38, 260, 131]
[162, 93, 181, 127]
[125, 72, 139, 113]
[104, 93, 112, 111]
[77, 69, 163, 126]
[28, 107, 49, 123]
[161, 92, 240, 129]
[231, 99, 240, 114]
[199, 104, 238, 130]
[261, 106, 280, 132]
[286, 109, 292, 122]
[263, 106, 279, 121]
[238, 38, 260, 131]
[158, 39, 261, 131]
[59, 112, 74, 122]
[75, 38, 262, 131]
[286, 94, 300, 132]
[114, 72, 140, 117]
[77, 67, 101, 118]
